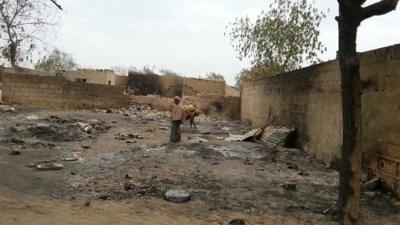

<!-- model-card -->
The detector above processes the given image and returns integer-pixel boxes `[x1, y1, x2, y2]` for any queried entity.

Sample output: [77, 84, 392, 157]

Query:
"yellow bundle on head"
[184, 104, 196, 112]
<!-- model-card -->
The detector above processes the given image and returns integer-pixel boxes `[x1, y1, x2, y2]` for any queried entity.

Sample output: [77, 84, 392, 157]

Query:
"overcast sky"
[49, 0, 400, 85]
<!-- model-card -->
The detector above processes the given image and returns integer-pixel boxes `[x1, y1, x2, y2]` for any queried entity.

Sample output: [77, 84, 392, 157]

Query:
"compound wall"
[241, 44, 400, 195]
[128, 73, 226, 97]
[2, 74, 129, 109]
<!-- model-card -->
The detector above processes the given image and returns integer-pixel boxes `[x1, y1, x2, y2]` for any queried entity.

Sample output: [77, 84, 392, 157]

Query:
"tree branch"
[50, 0, 63, 10]
[361, 0, 399, 20]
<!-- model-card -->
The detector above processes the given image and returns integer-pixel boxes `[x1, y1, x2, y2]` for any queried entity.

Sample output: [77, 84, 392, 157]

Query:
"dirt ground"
[0, 106, 399, 225]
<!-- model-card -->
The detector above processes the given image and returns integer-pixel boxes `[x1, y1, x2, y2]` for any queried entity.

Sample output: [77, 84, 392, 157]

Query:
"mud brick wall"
[242, 60, 342, 164]
[2, 74, 129, 109]
[2, 74, 64, 108]
[159, 75, 184, 97]
[1, 67, 55, 77]
[184, 78, 226, 96]
[241, 44, 400, 195]
[225, 85, 240, 97]
[128, 73, 226, 97]
[62, 82, 130, 109]
[361, 45, 400, 195]
[130, 95, 240, 120]
[57, 70, 116, 85]
[114, 75, 128, 87]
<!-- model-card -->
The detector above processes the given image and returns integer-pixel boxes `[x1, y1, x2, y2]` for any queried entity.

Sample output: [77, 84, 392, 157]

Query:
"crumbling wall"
[2, 74, 129, 109]
[241, 44, 400, 195]
[57, 69, 116, 85]
[159, 76, 184, 97]
[360, 46, 400, 195]
[0, 67, 55, 77]
[183, 96, 241, 121]
[130, 95, 240, 120]
[114, 75, 128, 87]
[184, 78, 226, 96]
[225, 85, 240, 97]
[62, 82, 129, 109]
[241, 60, 341, 164]
[128, 73, 163, 95]
[128, 72, 226, 97]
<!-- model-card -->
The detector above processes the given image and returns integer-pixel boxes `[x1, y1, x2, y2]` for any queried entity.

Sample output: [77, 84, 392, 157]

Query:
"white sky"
[47, 0, 400, 85]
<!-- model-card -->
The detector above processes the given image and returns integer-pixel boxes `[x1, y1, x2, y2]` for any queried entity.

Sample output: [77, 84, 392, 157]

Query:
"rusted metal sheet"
[259, 126, 294, 149]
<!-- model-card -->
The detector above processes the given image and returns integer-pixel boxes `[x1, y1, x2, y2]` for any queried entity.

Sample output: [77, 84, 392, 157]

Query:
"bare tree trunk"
[337, 1, 399, 224]
[9, 42, 17, 67]
[337, 8, 362, 223]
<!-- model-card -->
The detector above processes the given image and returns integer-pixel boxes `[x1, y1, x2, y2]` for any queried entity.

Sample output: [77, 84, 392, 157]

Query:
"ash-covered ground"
[0, 105, 399, 225]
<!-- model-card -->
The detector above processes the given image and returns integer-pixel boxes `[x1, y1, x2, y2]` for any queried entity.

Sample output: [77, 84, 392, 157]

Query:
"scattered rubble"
[164, 189, 192, 203]
[229, 219, 246, 225]
[188, 136, 209, 143]
[81, 143, 91, 149]
[0, 105, 15, 112]
[124, 182, 136, 191]
[225, 128, 263, 142]
[115, 133, 143, 141]
[99, 194, 111, 200]
[225, 134, 245, 142]
[26, 115, 40, 120]
[61, 154, 80, 162]
[198, 129, 212, 135]
[9, 150, 21, 156]
[283, 183, 297, 191]
[83, 200, 91, 207]
[31, 141, 56, 148]
[221, 127, 231, 131]
[364, 178, 382, 191]
[287, 162, 299, 170]
[36, 162, 64, 171]
[243, 157, 254, 165]
[225, 126, 295, 149]
[298, 171, 309, 176]
[0, 106, 396, 224]
[93, 104, 170, 120]
[364, 191, 377, 198]
[76, 122, 93, 133]
[130, 104, 151, 111]
[6, 137, 25, 144]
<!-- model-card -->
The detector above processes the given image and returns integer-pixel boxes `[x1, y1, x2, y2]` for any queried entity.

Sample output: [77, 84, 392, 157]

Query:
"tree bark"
[337, 1, 398, 224]
[9, 42, 17, 67]
[337, 5, 363, 225]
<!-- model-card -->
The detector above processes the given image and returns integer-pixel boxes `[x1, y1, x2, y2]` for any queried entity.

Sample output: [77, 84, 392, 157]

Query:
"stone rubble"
[36, 162, 64, 171]
[164, 189, 192, 203]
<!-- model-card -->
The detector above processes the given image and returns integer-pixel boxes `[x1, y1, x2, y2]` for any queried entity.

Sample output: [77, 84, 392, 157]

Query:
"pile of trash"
[75, 119, 112, 134]
[115, 133, 144, 141]
[0, 104, 15, 113]
[129, 104, 152, 111]
[91, 104, 171, 119]
[225, 126, 296, 149]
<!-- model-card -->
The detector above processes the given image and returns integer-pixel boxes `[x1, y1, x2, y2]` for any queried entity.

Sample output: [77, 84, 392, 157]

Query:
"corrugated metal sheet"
[259, 126, 294, 149]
